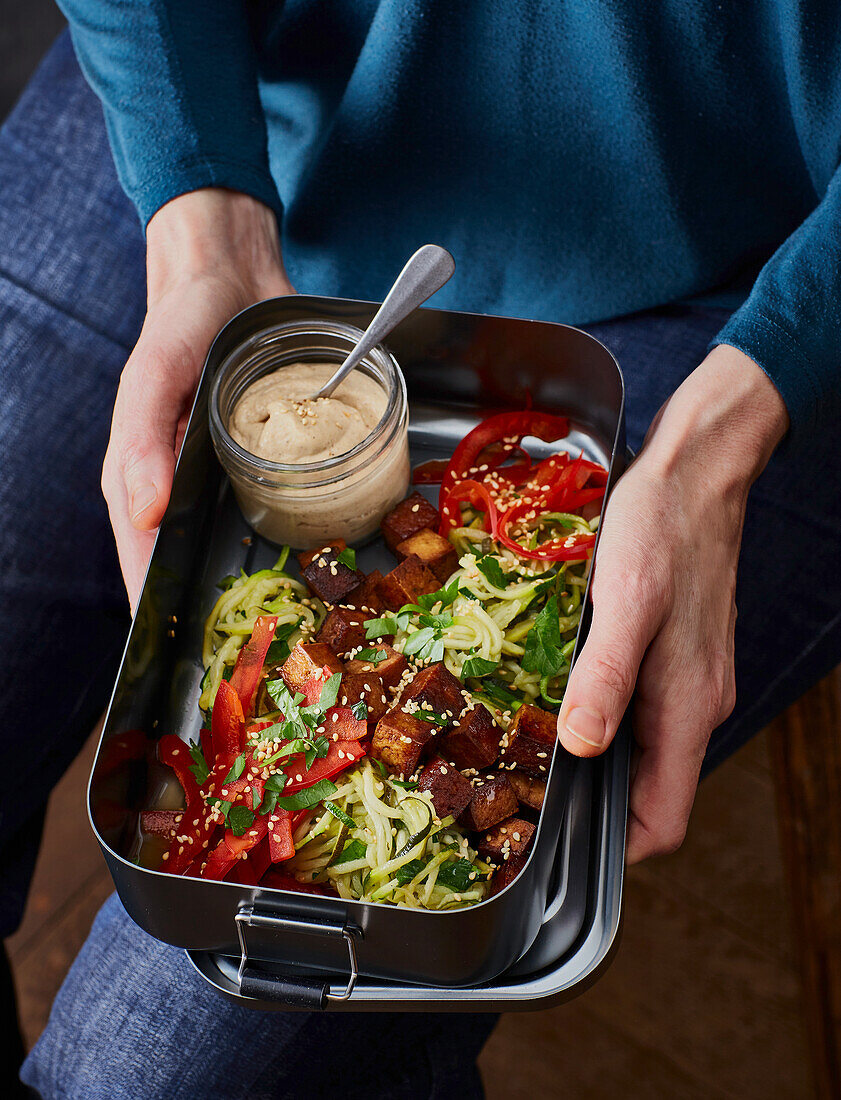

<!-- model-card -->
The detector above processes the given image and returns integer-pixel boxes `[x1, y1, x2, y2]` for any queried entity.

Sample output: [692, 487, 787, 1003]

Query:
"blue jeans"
[5, 34, 841, 1100]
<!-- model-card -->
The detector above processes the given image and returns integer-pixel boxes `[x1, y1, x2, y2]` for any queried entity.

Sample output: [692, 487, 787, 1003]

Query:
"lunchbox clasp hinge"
[234, 903, 359, 1006]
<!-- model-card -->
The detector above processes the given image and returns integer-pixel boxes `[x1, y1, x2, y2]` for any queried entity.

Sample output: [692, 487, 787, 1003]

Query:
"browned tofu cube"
[400, 662, 464, 725]
[500, 703, 557, 777]
[508, 769, 547, 811]
[371, 708, 438, 777]
[441, 704, 501, 770]
[417, 759, 474, 820]
[377, 555, 440, 611]
[343, 570, 385, 614]
[381, 491, 441, 553]
[395, 528, 458, 583]
[281, 642, 343, 695]
[344, 643, 408, 694]
[316, 607, 368, 657]
[489, 850, 529, 895]
[458, 774, 519, 831]
[477, 815, 536, 862]
[338, 670, 388, 724]
[299, 541, 365, 604]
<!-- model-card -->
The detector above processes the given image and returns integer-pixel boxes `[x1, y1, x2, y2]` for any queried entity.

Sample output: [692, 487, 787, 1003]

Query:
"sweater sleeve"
[711, 165, 841, 443]
[58, 0, 282, 228]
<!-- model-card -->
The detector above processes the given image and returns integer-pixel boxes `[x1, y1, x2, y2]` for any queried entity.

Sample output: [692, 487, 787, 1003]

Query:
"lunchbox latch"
[234, 903, 359, 1009]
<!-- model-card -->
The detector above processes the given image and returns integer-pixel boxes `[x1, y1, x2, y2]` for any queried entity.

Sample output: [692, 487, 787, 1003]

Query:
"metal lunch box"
[88, 296, 630, 1008]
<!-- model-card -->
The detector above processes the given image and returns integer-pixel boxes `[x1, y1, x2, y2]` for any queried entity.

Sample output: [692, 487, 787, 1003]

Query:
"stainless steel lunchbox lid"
[88, 296, 630, 1007]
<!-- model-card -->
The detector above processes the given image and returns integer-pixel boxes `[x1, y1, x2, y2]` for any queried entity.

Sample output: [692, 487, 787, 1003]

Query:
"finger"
[625, 632, 735, 862]
[102, 452, 157, 613]
[558, 550, 666, 758]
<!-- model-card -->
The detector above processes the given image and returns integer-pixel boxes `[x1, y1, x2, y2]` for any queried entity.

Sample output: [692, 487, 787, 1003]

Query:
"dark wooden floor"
[7, 726, 811, 1097]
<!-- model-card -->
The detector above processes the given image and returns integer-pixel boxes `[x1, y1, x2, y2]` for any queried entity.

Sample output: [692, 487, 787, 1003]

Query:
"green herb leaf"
[316, 672, 342, 712]
[223, 753, 247, 783]
[396, 857, 428, 884]
[391, 779, 418, 790]
[323, 801, 356, 828]
[336, 547, 356, 570]
[227, 806, 255, 837]
[522, 594, 566, 678]
[402, 627, 436, 656]
[332, 838, 367, 865]
[417, 710, 448, 727]
[187, 739, 210, 785]
[476, 555, 511, 589]
[461, 656, 499, 680]
[483, 678, 520, 705]
[276, 779, 338, 812]
[351, 699, 369, 721]
[416, 576, 461, 611]
[264, 621, 300, 666]
[372, 758, 388, 778]
[264, 773, 288, 794]
[251, 785, 262, 813]
[356, 647, 389, 666]
[364, 612, 407, 639]
[436, 857, 479, 891]
[260, 790, 279, 817]
[206, 797, 232, 818]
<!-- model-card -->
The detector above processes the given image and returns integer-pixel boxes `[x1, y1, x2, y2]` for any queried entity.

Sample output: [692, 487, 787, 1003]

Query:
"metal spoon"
[310, 243, 455, 399]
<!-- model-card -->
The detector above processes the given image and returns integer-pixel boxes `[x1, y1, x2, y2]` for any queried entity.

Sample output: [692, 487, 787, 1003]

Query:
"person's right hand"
[102, 189, 294, 611]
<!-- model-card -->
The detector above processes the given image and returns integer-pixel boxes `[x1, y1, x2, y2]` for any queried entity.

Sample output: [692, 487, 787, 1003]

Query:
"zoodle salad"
[141, 411, 608, 908]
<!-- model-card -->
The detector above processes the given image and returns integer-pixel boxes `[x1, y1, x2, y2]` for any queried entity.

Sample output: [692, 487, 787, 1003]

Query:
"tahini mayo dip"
[229, 363, 387, 465]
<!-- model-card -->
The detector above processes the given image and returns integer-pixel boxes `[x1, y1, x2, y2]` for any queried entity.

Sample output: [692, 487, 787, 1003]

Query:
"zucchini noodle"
[388, 514, 595, 719]
[199, 565, 325, 710]
[286, 760, 491, 908]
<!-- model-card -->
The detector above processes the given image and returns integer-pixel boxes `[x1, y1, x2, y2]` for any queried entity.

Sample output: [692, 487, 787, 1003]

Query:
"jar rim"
[209, 319, 407, 480]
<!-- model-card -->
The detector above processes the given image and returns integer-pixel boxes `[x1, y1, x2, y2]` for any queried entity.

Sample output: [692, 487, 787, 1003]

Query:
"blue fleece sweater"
[60, 0, 841, 441]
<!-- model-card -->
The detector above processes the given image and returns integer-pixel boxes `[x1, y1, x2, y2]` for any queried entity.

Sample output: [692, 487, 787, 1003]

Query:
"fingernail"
[130, 485, 157, 521]
[564, 706, 606, 748]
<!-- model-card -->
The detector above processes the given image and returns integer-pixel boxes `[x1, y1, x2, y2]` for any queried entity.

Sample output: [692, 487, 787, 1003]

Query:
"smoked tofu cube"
[508, 769, 547, 811]
[489, 850, 529, 895]
[299, 541, 365, 604]
[441, 705, 501, 770]
[377, 555, 440, 610]
[280, 642, 343, 696]
[400, 662, 464, 725]
[477, 816, 536, 862]
[417, 759, 474, 819]
[371, 708, 437, 777]
[316, 607, 368, 657]
[381, 491, 441, 553]
[342, 570, 385, 614]
[499, 703, 557, 777]
[395, 528, 458, 583]
[344, 644, 408, 694]
[338, 670, 389, 724]
[458, 774, 519, 831]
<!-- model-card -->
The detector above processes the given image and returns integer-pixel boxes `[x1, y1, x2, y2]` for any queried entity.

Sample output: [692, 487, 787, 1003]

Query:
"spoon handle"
[315, 244, 455, 398]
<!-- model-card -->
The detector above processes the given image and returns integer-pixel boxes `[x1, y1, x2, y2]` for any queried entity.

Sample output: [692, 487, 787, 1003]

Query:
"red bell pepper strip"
[201, 814, 270, 880]
[211, 679, 245, 760]
[267, 811, 295, 862]
[280, 739, 366, 794]
[438, 479, 500, 537]
[158, 735, 202, 809]
[229, 615, 278, 717]
[229, 835, 273, 885]
[157, 736, 220, 873]
[260, 870, 337, 896]
[438, 410, 569, 507]
[322, 705, 368, 741]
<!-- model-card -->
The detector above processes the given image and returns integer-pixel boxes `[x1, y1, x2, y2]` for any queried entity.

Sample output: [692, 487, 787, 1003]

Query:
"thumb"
[116, 343, 196, 532]
[558, 569, 661, 757]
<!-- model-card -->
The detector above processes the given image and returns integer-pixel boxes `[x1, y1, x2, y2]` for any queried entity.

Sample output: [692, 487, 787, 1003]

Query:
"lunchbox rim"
[87, 295, 626, 933]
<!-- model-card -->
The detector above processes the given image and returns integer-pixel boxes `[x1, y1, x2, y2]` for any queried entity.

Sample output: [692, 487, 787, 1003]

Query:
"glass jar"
[209, 319, 410, 549]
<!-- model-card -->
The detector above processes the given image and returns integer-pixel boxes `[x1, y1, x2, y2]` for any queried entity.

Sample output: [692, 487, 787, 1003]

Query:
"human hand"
[557, 344, 789, 863]
[102, 189, 294, 611]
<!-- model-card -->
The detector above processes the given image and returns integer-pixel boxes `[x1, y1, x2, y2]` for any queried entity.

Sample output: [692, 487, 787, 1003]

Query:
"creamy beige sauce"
[229, 362, 387, 465]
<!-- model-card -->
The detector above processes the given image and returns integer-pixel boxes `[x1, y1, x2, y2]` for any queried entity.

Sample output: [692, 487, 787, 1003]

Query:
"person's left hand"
[557, 344, 789, 863]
